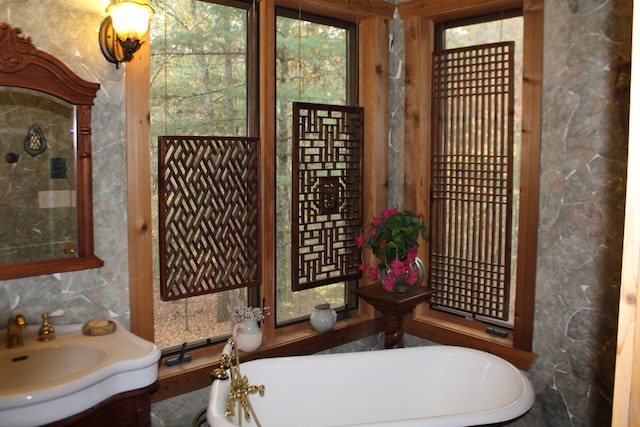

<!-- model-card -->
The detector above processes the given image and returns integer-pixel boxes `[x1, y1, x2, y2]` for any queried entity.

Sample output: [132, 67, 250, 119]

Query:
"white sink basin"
[1, 344, 108, 390]
[0, 321, 160, 427]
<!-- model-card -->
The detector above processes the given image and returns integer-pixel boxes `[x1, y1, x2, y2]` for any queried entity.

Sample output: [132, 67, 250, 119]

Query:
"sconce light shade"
[99, 1, 154, 68]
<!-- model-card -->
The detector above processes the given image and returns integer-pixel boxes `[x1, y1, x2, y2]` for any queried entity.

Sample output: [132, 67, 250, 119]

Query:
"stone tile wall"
[523, 0, 631, 424]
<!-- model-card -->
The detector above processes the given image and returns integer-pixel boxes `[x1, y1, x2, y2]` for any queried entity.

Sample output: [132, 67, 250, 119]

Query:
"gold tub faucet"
[6, 314, 26, 348]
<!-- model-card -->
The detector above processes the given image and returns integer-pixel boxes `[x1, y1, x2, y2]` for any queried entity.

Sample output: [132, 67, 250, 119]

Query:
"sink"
[1, 344, 108, 390]
[0, 321, 160, 427]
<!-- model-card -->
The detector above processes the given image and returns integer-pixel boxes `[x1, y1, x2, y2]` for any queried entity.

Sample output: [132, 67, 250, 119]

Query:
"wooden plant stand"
[353, 284, 438, 349]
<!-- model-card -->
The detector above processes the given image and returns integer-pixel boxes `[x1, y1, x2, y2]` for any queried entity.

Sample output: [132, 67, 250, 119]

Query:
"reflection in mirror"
[0, 88, 77, 264]
[0, 22, 103, 279]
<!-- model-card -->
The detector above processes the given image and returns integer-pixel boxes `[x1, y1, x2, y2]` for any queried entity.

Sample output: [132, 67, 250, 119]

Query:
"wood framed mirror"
[0, 23, 103, 279]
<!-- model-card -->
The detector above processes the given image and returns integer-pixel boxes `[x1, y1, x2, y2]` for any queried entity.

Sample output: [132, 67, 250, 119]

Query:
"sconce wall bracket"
[98, 15, 144, 69]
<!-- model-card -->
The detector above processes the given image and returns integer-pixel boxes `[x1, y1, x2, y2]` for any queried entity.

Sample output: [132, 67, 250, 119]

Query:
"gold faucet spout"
[6, 314, 26, 348]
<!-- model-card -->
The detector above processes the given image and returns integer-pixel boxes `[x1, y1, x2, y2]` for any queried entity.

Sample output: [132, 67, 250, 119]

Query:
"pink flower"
[382, 208, 397, 219]
[368, 266, 379, 281]
[358, 263, 368, 271]
[390, 259, 405, 277]
[355, 235, 366, 248]
[383, 275, 395, 291]
[372, 216, 382, 226]
[407, 268, 418, 284]
[380, 240, 388, 247]
[407, 247, 418, 261]
[368, 228, 376, 238]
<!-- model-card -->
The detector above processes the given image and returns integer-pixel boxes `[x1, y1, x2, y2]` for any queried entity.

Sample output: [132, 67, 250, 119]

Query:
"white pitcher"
[310, 303, 337, 332]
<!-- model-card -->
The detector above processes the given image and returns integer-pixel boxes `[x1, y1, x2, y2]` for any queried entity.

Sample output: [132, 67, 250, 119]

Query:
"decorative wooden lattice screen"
[430, 42, 515, 321]
[158, 136, 260, 301]
[292, 102, 364, 291]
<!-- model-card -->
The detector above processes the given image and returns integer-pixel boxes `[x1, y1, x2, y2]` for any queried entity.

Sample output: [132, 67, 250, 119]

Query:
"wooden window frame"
[126, 0, 395, 402]
[401, 0, 542, 370]
[274, 9, 362, 325]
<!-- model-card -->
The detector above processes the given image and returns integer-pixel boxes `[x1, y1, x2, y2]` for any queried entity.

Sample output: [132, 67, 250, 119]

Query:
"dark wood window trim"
[401, 0, 542, 370]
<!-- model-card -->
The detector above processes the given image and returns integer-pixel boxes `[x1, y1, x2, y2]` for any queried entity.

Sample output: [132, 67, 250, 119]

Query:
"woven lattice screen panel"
[292, 102, 364, 291]
[429, 42, 515, 321]
[158, 136, 260, 301]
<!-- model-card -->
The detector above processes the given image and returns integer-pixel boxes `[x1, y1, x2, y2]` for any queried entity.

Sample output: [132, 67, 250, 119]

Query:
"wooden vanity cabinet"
[43, 382, 158, 427]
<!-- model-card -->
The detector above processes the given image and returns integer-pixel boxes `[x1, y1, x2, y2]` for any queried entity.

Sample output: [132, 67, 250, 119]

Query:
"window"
[147, 1, 360, 349]
[274, 9, 359, 325]
[150, 0, 258, 350]
[406, 1, 542, 362]
[430, 12, 522, 329]
[127, 0, 417, 401]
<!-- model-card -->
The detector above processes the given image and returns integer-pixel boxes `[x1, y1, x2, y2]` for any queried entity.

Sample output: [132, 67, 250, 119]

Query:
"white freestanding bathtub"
[207, 345, 535, 427]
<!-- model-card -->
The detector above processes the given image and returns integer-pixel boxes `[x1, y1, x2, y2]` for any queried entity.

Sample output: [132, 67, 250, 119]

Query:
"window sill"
[406, 312, 536, 370]
[152, 314, 383, 402]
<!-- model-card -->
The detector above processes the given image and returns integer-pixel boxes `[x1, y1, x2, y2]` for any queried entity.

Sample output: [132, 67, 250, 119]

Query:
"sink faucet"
[38, 312, 56, 342]
[6, 315, 26, 348]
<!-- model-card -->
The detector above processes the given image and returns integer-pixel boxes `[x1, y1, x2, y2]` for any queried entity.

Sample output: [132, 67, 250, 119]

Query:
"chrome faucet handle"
[38, 310, 63, 342]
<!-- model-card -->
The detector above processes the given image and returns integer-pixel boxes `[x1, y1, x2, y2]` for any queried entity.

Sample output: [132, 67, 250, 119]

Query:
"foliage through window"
[150, 0, 257, 350]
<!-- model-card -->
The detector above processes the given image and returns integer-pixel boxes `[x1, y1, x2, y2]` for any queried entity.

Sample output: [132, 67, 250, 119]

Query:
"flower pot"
[232, 319, 262, 352]
[378, 256, 425, 293]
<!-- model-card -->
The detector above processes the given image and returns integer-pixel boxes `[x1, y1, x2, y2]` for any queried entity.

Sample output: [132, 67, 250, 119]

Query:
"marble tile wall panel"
[519, 0, 630, 424]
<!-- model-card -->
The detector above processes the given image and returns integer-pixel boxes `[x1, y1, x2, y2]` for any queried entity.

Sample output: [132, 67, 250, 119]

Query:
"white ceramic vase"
[232, 319, 262, 352]
[310, 304, 337, 332]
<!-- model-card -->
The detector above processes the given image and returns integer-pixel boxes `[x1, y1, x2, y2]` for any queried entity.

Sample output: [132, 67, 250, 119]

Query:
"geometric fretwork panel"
[158, 136, 260, 300]
[429, 42, 514, 321]
[292, 102, 364, 291]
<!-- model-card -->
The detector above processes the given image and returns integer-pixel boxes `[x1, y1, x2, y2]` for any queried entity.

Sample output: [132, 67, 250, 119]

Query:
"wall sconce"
[99, 0, 154, 68]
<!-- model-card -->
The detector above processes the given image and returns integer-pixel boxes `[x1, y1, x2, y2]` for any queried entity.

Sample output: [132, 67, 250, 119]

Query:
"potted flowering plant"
[356, 208, 428, 292]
